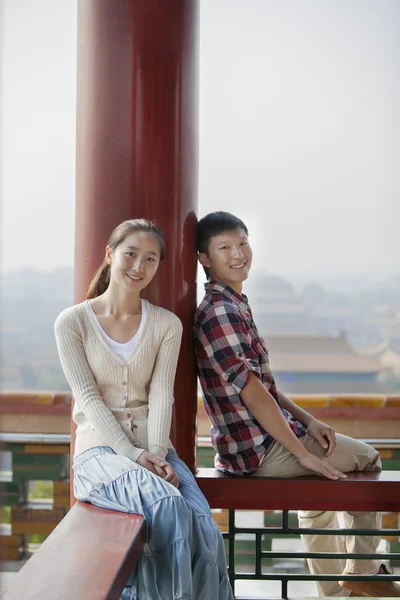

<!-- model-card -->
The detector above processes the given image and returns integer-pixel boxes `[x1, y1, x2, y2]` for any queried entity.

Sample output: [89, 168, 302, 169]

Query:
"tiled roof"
[265, 334, 383, 374]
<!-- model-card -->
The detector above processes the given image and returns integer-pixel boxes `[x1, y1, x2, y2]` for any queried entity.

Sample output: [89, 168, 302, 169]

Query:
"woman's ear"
[198, 252, 210, 268]
[105, 246, 112, 264]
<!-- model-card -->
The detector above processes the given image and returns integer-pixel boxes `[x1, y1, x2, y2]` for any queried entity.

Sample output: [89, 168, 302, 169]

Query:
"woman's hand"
[160, 462, 180, 488]
[298, 451, 347, 480]
[137, 452, 180, 487]
[137, 451, 167, 477]
[307, 418, 337, 456]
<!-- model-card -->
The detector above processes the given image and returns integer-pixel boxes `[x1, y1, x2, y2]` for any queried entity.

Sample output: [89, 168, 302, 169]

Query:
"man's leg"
[253, 438, 349, 596]
[252, 433, 399, 597]
[300, 434, 387, 596]
[298, 509, 349, 597]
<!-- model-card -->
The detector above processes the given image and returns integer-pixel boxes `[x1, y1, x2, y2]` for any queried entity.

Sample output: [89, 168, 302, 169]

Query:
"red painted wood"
[0, 393, 71, 404]
[306, 407, 400, 419]
[4, 502, 145, 600]
[73, 0, 199, 506]
[196, 469, 400, 512]
[0, 404, 70, 415]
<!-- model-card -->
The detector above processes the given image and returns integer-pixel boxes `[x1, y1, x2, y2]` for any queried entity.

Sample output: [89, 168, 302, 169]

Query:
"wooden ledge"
[196, 468, 400, 512]
[3, 501, 145, 600]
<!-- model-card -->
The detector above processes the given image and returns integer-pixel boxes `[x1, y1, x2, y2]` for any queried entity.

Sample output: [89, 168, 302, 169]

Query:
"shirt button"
[123, 395, 127, 401]
[122, 381, 127, 385]
[132, 424, 138, 429]
[127, 413, 131, 418]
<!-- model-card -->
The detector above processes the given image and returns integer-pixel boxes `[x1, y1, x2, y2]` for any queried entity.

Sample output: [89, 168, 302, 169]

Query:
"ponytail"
[86, 262, 111, 299]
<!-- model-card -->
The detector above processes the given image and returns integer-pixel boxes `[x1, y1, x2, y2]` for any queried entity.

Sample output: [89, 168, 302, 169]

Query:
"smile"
[230, 263, 246, 269]
[126, 274, 143, 281]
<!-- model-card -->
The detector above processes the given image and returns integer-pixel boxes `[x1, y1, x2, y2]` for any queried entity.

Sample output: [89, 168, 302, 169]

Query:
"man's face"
[198, 228, 252, 293]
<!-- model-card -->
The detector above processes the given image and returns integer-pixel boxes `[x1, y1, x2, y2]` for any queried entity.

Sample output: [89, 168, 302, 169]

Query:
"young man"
[193, 211, 399, 598]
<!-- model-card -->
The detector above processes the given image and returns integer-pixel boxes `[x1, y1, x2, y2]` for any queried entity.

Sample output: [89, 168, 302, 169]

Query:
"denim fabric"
[73, 447, 233, 600]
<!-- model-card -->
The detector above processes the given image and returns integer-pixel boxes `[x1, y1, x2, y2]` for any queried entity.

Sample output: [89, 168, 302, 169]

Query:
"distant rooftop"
[265, 333, 383, 374]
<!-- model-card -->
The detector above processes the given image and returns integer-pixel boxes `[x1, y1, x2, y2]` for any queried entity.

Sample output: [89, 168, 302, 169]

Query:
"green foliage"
[0, 506, 11, 524]
[29, 481, 54, 500]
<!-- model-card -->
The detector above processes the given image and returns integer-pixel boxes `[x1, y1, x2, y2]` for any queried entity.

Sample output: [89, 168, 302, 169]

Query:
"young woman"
[55, 219, 233, 600]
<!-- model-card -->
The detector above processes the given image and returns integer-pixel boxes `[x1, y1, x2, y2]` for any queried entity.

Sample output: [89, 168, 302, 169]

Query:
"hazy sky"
[2, 0, 399, 283]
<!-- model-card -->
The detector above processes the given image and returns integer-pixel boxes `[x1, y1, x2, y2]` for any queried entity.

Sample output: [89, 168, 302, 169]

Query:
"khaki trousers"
[252, 433, 382, 597]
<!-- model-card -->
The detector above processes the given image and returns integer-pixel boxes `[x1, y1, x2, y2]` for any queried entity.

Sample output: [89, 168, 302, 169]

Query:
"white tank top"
[88, 300, 148, 362]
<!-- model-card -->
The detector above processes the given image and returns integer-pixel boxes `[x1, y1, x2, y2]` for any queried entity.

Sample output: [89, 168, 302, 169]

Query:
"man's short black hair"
[197, 211, 249, 254]
[197, 211, 249, 279]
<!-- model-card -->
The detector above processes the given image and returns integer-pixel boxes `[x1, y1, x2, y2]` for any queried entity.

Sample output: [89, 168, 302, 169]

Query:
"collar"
[204, 281, 250, 314]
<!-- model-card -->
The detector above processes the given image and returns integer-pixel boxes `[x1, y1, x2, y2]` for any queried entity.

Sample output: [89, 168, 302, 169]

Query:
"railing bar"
[2, 432, 399, 447]
[234, 574, 399, 581]
[0, 433, 71, 443]
[281, 577, 288, 600]
[233, 527, 400, 536]
[196, 435, 400, 446]
[255, 533, 261, 576]
[260, 551, 399, 560]
[228, 509, 235, 593]
[282, 509, 289, 530]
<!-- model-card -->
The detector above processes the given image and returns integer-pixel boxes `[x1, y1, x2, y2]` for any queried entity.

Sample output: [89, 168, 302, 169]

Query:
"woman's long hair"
[86, 219, 166, 299]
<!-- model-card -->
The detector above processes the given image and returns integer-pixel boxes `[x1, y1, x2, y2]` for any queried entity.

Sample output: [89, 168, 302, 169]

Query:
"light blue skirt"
[73, 447, 233, 600]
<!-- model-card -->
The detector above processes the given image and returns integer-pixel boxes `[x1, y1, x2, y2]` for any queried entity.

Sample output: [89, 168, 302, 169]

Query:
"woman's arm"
[54, 310, 145, 462]
[147, 315, 183, 460]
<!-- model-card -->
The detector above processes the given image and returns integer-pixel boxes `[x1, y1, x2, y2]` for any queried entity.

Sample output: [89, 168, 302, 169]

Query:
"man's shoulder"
[195, 292, 240, 327]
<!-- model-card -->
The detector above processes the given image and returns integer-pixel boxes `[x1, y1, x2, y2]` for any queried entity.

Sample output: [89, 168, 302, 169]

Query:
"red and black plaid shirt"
[194, 281, 306, 475]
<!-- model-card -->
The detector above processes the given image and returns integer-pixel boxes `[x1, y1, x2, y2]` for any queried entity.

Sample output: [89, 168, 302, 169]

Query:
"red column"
[72, 0, 199, 502]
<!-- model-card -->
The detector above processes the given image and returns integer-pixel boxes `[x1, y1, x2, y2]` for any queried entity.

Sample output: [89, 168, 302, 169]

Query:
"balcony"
[1, 391, 400, 599]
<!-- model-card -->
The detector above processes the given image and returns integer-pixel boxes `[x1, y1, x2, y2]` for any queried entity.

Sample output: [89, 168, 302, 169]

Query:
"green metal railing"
[2, 432, 400, 598]
[223, 508, 400, 598]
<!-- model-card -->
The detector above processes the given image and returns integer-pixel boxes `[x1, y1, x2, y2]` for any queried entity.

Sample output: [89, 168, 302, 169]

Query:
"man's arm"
[196, 304, 344, 478]
[242, 374, 346, 479]
[243, 374, 312, 459]
[277, 389, 314, 427]
[277, 388, 337, 457]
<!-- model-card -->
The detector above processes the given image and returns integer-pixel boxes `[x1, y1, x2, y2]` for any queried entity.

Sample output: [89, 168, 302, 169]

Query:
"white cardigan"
[54, 300, 182, 462]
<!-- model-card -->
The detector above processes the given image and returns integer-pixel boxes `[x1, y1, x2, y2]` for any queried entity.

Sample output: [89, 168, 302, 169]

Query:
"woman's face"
[107, 231, 162, 293]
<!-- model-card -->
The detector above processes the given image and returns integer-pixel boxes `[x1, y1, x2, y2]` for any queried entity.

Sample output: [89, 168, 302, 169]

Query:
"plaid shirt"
[194, 281, 306, 475]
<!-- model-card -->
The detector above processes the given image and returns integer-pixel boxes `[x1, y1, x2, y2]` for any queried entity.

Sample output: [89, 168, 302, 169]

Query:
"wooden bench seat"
[3, 471, 399, 600]
[3, 501, 145, 600]
[196, 468, 400, 512]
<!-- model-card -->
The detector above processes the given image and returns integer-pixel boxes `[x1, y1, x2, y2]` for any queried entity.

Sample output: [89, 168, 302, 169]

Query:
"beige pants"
[253, 433, 382, 597]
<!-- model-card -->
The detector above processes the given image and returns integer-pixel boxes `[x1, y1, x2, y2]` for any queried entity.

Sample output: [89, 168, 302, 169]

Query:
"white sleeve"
[147, 316, 183, 460]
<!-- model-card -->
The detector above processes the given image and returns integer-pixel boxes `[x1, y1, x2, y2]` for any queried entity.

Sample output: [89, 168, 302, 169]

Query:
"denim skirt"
[73, 447, 233, 600]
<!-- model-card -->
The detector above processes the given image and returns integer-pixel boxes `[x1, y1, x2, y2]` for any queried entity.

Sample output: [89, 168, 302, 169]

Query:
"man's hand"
[298, 452, 347, 480]
[137, 452, 180, 488]
[307, 418, 336, 456]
